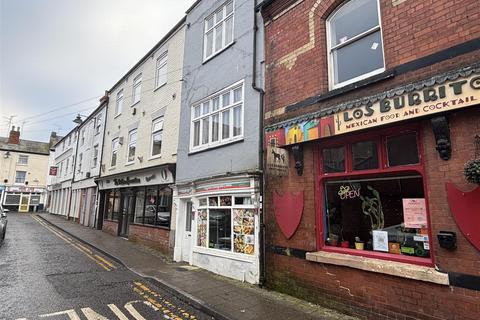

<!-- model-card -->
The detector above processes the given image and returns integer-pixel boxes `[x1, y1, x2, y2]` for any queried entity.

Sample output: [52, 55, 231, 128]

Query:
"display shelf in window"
[197, 209, 207, 247]
[233, 209, 255, 255]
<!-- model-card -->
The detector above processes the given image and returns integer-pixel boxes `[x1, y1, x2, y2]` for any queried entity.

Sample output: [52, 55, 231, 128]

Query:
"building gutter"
[253, 0, 267, 288]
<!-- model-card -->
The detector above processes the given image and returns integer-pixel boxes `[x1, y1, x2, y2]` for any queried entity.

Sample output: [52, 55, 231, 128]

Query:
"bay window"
[327, 0, 384, 89]
[191, 81, 244, 152]
[197, 195, 255, 255]
[319, 127, 432, 264]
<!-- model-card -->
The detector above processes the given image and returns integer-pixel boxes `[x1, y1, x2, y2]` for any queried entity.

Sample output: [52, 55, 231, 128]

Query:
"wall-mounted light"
[3, 151, 11, 159]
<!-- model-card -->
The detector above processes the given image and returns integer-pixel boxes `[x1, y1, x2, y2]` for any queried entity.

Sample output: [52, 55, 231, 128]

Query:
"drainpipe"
[252, 0, 266, 288]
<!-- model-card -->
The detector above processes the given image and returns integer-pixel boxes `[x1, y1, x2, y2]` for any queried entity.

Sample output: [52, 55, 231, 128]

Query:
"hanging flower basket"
[464, 159, 480, 184]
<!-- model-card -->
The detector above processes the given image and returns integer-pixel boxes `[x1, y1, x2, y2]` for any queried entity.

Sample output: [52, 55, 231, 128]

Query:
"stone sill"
[306, 251, 449, 286]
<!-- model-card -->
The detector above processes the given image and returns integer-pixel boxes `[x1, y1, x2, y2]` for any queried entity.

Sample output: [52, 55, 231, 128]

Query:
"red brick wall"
[128, 224, 172, 255]
[262, 0, 480, 115]
[102, 220, 118, 236]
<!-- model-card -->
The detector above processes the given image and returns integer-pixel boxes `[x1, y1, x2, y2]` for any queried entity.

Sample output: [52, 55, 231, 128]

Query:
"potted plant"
[326, 234, 338, 246]
[464, 159, 480, 184]
[354, 236, 364, 250]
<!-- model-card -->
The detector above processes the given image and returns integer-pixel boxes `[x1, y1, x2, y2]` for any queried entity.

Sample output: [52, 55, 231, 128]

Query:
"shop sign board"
[266, 73, 480, 146]
[49, 166, 58, 176]
[97, 167, 174, 190]
[266, 146, 289, 176]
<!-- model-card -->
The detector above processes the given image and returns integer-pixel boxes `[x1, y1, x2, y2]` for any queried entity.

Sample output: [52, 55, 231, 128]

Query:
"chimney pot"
[8, 126, 20, 144]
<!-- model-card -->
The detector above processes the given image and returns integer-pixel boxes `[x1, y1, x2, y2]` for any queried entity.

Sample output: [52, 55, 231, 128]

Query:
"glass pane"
[225, 16, 233, 44]
[199, 198, 207, 206]
[194, 105, 201, 118]
[222, 92, 230, 107]
[209, 209, 231, 251]
[209, 197, 218, 206]
[233, 209, 255, 255]
[233, 106, 242, 136]
[386, 133, 419, 166]
[323, 147, 345, 173]
[234, 196, 252, 205]
[215, 8, 223, 23]
[155, 188, 172, 227]
[205, 31, 213, 57]
[197, 209, 207, 247]
[222, 110, 230, 139]
[226, 1, 233, 15]
[111, 152, 117, 167]
[333, 31, 384, 84]
[233, 87, 242, 102]
[134, 189, 145, 224]
[112, 191, 121, 221]
[220, 196, 232, 206]
[212, 97, 220, 111]
[202, 101, 210, 115]
[185, 202, 193, 232]
[144, 188, 158, 225]
[212, 114, 219, 142]
[330, 0, 379, 46]
[352, 140, 378, 170]
[206, 16, 214, 30]
[202, 118, 209, 144]
[193, 121, 200, 147]
[215, 24, 223, 51]
[324, 176, 429, 258]
[128, 145, 136, 162]
[152, 132, 162, 156]
[153, 119, 163, 132]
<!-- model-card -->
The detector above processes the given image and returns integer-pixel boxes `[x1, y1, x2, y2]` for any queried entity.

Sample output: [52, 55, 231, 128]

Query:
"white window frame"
[95, 114, 102, 134]
[326, 0, 385, 90]
[155, 52, 168, 89]
[77, 153, 83, 173]
[151, 117, 164, 158]
[111, 138, 119, 168]
[18, 155, 28, 165]
[15, 170, 27, 184]
[190, 80, 244, 153]
[115, 90, 124, 116]
[92, 145, 99, 168]
[132, 74, 142, 105]
[203, 0, 235, 61]
[66, 158, 70, 174]
[80, 129, 85, 146]
[126, 129, 137, 164]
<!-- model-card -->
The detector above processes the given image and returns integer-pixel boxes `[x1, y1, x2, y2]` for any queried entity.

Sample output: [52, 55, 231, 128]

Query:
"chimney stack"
[49, 131, 60, 148]
[8, 126, 20, 144]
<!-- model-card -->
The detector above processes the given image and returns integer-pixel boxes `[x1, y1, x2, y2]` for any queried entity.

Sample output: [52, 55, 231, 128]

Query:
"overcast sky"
[0, 0, 194, 142]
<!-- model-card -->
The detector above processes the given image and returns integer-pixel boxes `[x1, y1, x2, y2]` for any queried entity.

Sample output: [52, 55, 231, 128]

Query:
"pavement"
[38, 212, 358, 320]
[1, 212, 210, 320]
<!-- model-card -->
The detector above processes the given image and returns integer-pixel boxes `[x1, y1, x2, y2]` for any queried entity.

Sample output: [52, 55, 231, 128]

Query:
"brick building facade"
[258, 0, 480, 319]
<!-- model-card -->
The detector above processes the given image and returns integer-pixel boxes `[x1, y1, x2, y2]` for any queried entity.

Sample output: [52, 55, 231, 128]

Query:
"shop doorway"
[19, 194, 30, 212]
[119, 194, 135, 237]
[181, 200, 193, 262]
[88, 191, 96, 228]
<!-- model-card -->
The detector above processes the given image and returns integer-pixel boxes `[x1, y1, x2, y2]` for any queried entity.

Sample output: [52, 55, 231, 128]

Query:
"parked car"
[0, 205, 8, 245]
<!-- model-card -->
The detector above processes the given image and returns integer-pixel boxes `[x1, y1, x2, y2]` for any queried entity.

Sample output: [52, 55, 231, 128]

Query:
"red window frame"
[315, 123, 434, 267]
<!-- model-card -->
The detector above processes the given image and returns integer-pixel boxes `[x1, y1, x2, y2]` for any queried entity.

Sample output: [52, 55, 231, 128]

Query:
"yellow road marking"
[32, 215, 116, 272]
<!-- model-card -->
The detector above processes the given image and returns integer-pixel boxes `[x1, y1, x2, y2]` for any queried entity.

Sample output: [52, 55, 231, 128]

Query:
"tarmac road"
[0, 212, 212, 320]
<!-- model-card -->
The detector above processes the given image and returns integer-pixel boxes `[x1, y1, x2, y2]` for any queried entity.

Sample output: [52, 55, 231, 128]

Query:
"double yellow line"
[133, 282, 197, 320]
[32, 215, 117, 272]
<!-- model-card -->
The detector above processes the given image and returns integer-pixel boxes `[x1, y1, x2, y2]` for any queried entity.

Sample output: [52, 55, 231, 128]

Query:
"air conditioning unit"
[86, 172, 91, 178]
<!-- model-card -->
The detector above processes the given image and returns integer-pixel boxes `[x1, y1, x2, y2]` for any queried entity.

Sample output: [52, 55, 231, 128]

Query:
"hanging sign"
[403, 198, 427, 228]
[266, 146, 289, 176]
[49, 166, 58, 176]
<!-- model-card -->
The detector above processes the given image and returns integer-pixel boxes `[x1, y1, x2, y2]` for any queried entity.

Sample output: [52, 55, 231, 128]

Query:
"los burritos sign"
[266, 74, 480, 146]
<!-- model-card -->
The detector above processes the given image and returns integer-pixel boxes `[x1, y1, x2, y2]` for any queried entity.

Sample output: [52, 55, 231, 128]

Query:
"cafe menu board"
[402, 198, 427, 228]
[233, 209, 255, 255]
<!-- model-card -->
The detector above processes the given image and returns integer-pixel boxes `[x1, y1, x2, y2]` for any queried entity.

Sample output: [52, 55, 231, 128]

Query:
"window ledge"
[153, 83, 167, 92]
[114, 113, 121, 119]
[202, 41, 236, 65]
[193, 246, 255, 263]
[148, 155, 162, 161]
[130, 101, 141, 108]
[125, 162, 134, 166]
[306, 251, 449, 286]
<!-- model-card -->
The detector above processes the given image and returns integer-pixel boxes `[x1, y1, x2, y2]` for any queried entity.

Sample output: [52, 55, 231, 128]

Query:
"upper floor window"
[132, 74, 142, 105]
[126, 129, 137, 164]
[191, 81, 243, 152]
[155, 52, 168, 89]
[151, 117, 164, 157]
[18, 155, 28, 165]
[62, 142, 65, 152]
[66, 158, 70, 174]
[92, 145, 99, 168]
[95, 114, 102, 134]
[115, 90, 124, 116]
[327, 0, 384, 89]
[68, 135, 71, 146]
[77, 153, 83, 173]
[204, 0, 234, 61]
[15, 171, 26, 184]
[80, 129, 85, 146]
[111, 138, 119, 167]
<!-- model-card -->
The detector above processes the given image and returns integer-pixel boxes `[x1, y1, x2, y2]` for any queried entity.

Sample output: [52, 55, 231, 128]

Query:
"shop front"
[97, 165, 175, 254]
[1, 186, 46, 212]
[71, 179, 98, 228]
[174, 175, 261, 284]
[264, 65, 480, 319]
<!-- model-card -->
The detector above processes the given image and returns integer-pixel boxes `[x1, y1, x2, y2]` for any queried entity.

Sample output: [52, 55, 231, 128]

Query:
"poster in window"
[402, 198, 427, 228]
[372, 230, 389, 252]
[233, 209, 255, 255]
[197, 210, 207, 247]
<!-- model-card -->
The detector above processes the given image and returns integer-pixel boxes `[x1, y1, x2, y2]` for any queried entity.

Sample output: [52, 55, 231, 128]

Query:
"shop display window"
[105, 190, 120, 221]
[319, 128, 431, 264]
[196, 195, 255, 255]
[134, 189, 145, 224]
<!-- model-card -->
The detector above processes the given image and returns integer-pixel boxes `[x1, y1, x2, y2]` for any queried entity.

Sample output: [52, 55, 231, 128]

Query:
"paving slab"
[38, 213, 360, 320]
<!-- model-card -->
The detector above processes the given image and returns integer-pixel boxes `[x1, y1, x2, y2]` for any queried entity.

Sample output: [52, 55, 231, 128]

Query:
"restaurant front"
[96, 165, 175, 254]
[264, 64, 480, 319]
